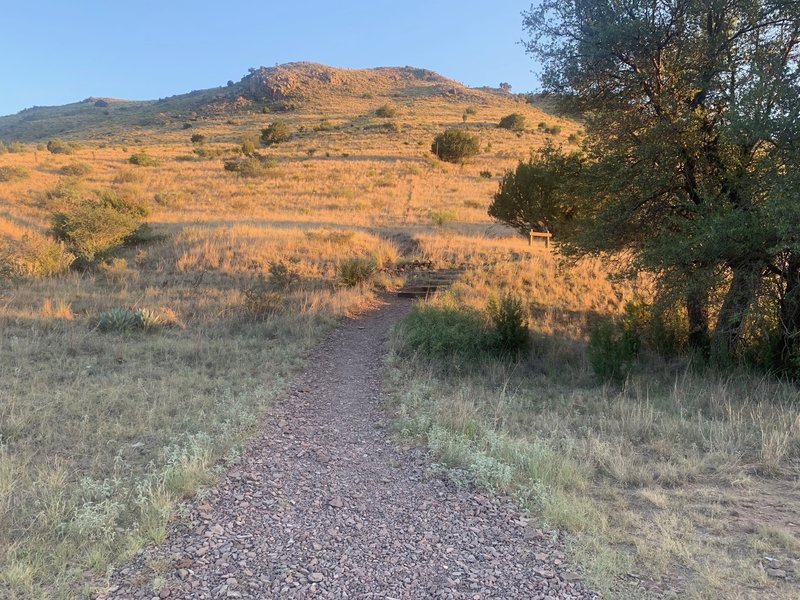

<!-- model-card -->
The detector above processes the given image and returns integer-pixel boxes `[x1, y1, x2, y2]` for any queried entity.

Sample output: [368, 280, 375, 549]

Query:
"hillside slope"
[0, 62, 529, 142]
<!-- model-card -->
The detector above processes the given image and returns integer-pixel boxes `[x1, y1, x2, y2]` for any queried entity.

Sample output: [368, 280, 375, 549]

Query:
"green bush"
[260, 122, 291, 146]
[98, 308, 143, 332]
[337, 256, 378, 287]
[479, 170, 492, 179]
[223, 157, 276, 177]
[375, 104, 398, 118]
[44, 177, 84, 204]
[401, 304, 490, 358]
[59, 162, 92, 177]
[0, 233, 75, 279]
[268, 261, 300, 290]
[429, 209, 457, 227]
[190, 133, 206, 144]
[431, 129, 481, 163]
[498, 113, 526, 131]
[487, 295, 529, 354]
[0, 166, 30, 182]
[129, 152, 159, 166]
[7, 142, 26, 153]
[587, 318, 641, 381]
[47, 138, 78, 154]
[51, 193, 148, 262]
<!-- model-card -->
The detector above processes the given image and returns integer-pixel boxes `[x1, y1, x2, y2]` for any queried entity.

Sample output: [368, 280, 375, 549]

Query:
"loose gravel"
[99, 296, 598, 600]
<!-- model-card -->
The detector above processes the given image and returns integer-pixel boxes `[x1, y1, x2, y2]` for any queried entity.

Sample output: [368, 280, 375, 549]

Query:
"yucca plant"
[98, 308, 142, 332]
[136, 308, 161, 330]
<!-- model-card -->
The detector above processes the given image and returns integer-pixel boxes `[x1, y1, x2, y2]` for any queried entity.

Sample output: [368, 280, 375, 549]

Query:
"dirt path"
[101, 296, 596, 600]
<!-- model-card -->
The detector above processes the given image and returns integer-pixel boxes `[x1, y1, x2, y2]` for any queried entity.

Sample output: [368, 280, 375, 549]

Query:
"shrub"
[243, 281, 283, 318]
[0, 233, 75, 278]
[401, 304, 489, 358]
[98, 308, 142, 332]
[479, 170, 492, 179]
[47, 138, 78, 154]
[129, 152, 159, 166]
[94, 99, 109, 107]
[0, 166, 30, 182]
[487, 295, 529, 354]
[223, 157, 276, 177]
[337, 256, 378, 287]
[192, 146, 225, 160]
[260, 122, 291, 146]
[60, 162, 92, 177]
[51, 193, 148, 262]
[44, 177, 83, 204]
[587, 318, 641, 381]
[268, 261, 300, 290]
[7, 142, 26, 153]
[431, 129, 481, 163]
[498, 113, 526, 131]
[429, 209, 457, 227]
[375, 104, 397, 118]
[190, 133, 206, 144]
[464, 106, 478, 116]
[240, 135, 259, 156]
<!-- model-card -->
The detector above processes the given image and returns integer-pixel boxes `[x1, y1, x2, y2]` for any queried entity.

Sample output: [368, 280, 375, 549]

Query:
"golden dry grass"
[1, 79, 797, 600]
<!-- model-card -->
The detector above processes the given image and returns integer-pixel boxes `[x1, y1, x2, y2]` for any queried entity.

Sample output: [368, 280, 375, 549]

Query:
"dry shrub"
[0, 233, 75, 278]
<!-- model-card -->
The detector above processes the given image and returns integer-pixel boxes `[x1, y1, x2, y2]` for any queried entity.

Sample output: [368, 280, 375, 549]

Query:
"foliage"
[400, 304, 490, 359]
[98, 308, 143, 332]
[375, 104, 397, 118]
[0, 234, 75, 279]
[128, 152, 159, 167]
[51, 192, 148, 262]
[267, 261, 300, 290]
[337, 256, 377, 287]
[190, 133, 206, 144]
[46, 138, 78, 154]
[260, 122, 291, 146]
[428, 209, 457, 227]
[487, 295, 529, 354]
[223, 156, 276, 177]
[587, 318, 641, 382]
[498, 113, 526, 131]
[523, 0, 800, 366]
[488, 142, 582, 237]
[0, 166, 30, 182]
[479, 170, 492, 179]
[431, 129, 480, 163]
[59, 162, 92, 177]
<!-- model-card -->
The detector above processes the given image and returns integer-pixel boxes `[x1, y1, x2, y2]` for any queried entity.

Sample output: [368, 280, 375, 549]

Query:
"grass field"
[0, 65, 798, 599]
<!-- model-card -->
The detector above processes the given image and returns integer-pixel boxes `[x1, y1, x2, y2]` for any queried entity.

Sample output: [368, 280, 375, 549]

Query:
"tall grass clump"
[487, 295, 529, 354]
[587, 317, 641, 381]
[0, 166, 30, 182]
[60, 162, 92, 177]
[337, 256, 378, 287]
[399, 303, 490, 359]
[0, 234, 75, 279]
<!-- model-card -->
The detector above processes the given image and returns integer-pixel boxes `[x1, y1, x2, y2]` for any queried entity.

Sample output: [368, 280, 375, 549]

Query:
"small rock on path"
[100, 296, 597, 599]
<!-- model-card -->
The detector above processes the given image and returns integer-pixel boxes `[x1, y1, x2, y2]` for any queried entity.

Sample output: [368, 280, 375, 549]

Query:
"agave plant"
[98, 308, 143, 332]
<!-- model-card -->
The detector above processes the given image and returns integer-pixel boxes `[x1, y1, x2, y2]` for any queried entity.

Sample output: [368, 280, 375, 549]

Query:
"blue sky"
[0, 1, 540, 117]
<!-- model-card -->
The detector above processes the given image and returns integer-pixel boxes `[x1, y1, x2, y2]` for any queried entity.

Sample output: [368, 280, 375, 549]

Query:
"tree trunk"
[686, 291, 710, 358]
[711, 262, 761, 363]
[779, 254, 800, 368]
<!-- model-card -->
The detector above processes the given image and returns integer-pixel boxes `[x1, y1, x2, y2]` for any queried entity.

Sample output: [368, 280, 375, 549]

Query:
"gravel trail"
[101, 296, 597, 600]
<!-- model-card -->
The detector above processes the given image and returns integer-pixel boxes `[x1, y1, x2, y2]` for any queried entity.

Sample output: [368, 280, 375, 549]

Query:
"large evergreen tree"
[522, 0, 800, 363]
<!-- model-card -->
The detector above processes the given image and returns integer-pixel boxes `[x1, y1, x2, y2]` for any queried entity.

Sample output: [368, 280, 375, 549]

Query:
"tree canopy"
[516, 0, 800, 366]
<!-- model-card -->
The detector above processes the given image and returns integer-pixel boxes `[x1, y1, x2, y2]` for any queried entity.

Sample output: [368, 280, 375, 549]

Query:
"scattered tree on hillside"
[431, 129, 481, 163]
[522, 0, 800, 367]
[498, 113, 526, 131]
[261, 122, 291, 146]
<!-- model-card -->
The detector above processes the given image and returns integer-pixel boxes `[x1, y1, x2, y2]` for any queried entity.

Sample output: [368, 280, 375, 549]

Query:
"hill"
[0, 62, 527, 142]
